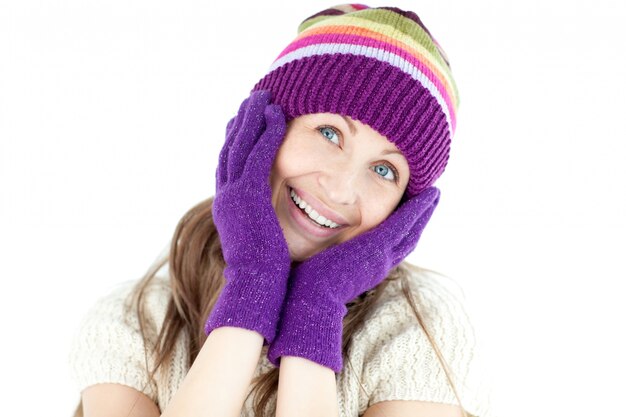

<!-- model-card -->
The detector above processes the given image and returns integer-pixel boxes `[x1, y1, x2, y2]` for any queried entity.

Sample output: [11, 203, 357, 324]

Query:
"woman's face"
[270, 113, 410, 262]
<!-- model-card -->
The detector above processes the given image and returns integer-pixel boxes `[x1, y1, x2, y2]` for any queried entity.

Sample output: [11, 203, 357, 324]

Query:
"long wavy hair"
[71, 196, 473, 417]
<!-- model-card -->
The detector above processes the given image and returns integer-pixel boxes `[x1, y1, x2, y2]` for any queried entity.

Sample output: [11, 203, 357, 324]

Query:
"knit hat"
[252, 4, 459, 199]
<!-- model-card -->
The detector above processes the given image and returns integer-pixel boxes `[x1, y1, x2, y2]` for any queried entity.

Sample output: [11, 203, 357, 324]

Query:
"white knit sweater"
[68, 265, 493, 416]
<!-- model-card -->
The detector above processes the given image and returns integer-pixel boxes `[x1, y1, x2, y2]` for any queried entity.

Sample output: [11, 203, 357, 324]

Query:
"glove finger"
[293, 226, 387, 298]
[312, 187, 440, 266]
[390, 187, 440, 264]
[227, 90, 272, 182]
[348, 186, 438, 270]
[243, 104, 287, 182]
[216, 115, 239, 189]
[378, 186, 440, 237]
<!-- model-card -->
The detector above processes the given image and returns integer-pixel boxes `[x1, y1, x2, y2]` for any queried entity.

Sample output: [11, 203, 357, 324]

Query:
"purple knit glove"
[204, 90, 291, 345]
[267, 186, 440, 372]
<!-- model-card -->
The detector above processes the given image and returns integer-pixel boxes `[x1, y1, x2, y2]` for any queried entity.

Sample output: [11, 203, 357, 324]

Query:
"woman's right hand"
[204, 90, 292, 346]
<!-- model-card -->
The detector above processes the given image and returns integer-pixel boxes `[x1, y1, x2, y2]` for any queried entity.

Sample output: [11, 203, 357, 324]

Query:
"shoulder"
[75, 273, 172, 344]
[67, 272, 173, 402]
[351, 264, 493, 417]
[361, 264, 475, 356]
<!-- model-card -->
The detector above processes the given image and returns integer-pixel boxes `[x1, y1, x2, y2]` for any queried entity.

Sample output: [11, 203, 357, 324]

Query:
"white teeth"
[290, 188, 340, 229]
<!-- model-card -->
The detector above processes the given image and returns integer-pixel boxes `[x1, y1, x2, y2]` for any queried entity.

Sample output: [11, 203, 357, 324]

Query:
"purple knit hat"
[252, 4, 460, 199]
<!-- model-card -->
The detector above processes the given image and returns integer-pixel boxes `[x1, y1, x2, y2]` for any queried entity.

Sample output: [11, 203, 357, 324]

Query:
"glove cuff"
[267, 298, 346, 373]
[204, 266, 289, 345]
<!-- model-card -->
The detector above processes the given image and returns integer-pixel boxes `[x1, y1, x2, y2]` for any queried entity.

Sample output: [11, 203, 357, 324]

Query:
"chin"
[287, 238, 337, 263]
[288, 247, 316, 263]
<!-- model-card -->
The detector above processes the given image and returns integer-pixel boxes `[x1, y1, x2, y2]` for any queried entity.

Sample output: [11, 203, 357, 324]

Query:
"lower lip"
[285, 186, 345, 238]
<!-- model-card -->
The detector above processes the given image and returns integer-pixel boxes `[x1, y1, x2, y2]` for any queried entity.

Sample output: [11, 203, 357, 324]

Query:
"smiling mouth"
[288, 187, 343, 229]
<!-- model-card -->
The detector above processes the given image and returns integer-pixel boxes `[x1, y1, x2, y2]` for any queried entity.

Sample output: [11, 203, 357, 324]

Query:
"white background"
[1, 0, 625, 416]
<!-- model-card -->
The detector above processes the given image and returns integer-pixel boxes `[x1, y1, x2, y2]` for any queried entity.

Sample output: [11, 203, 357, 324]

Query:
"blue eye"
[319, 126, 340, 145]
[318, 125, 400, 184]
[373, 164, 397, 182]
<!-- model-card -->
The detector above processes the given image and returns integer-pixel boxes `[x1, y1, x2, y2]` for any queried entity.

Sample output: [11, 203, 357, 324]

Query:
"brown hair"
[71, 196, 473, 417]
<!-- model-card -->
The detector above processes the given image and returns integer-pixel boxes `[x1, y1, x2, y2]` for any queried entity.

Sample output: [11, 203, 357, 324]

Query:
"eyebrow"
[382, 149, 403, 156]
[340, 115, 403, 157]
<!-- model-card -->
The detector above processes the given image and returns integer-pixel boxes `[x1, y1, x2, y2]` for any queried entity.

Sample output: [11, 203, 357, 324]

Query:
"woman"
[69, 4, 491, 417]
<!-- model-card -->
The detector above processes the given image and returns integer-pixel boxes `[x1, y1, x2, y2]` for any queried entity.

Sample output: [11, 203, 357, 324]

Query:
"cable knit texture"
[68, 264, 493, 417]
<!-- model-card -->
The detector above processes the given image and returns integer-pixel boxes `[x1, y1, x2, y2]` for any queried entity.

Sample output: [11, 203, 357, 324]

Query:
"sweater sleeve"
[361, 272, 493, 417]
[67, 280, 159, 402]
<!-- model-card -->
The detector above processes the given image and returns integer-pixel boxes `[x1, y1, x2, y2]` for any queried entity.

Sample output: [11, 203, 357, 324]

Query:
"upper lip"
[290, 186, 349, 226]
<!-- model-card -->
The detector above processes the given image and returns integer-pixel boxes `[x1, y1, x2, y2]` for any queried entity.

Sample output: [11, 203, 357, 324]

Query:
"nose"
[318, 164, 359, 206]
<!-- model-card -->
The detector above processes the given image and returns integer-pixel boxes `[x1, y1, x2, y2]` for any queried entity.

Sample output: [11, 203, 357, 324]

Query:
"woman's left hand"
[267, 186, 441, 372]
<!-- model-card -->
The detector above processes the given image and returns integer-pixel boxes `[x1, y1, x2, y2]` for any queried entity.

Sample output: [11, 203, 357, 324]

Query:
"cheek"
[273, 135, 319, 179]
[362, 207, 389, 230]
[338, 203, 391, 245]
[358, 193, 400, 231]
